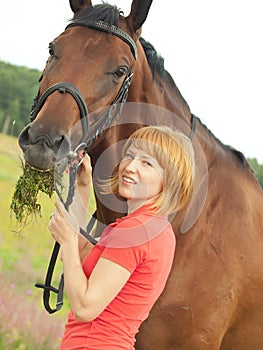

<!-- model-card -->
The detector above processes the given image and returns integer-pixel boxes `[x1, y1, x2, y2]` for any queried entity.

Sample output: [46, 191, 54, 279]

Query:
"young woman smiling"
[48, 126, 195, 350]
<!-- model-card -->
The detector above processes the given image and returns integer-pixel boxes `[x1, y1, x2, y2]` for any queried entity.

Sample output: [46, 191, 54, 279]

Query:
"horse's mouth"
[23, 144, 84, 175]
[22, 144, 57, 171]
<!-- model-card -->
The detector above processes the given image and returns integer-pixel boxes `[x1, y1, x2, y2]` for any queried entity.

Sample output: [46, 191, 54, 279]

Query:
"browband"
[66, 20, 137, 59]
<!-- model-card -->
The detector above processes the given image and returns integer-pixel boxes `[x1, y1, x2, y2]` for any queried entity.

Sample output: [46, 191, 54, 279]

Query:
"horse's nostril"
[54, 135, 64, 146]
[18, 125, 31, 150]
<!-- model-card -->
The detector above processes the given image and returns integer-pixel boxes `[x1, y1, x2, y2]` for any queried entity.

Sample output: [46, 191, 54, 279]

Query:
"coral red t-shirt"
[60, 205, 175, 350]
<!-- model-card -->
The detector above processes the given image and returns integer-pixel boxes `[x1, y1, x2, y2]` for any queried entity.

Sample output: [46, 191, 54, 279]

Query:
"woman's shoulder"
[100, 208, 172, 249]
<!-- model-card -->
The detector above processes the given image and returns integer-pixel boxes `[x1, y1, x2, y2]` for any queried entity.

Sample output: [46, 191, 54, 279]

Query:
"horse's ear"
[126, 0, 153, 34]
[69, 0, 92, 13]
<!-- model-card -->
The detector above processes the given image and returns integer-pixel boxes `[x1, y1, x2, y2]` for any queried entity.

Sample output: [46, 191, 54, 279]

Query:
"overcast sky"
[1, 0, 262, 162]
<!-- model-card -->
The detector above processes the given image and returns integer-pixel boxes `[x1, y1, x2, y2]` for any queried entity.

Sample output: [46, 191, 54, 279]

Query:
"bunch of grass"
[10, 161, 62, 227]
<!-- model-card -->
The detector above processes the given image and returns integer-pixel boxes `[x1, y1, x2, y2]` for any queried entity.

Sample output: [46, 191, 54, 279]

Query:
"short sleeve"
[99, 217, 149, 273]
[97, 211, 171, 273]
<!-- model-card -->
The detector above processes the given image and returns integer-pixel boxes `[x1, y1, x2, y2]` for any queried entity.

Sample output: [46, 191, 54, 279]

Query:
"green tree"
[2, 98, 21, 135]
[0, 60, 40, 136]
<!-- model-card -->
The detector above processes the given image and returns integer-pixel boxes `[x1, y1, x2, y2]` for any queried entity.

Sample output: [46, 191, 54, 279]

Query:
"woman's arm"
[49, 202, 131, 322]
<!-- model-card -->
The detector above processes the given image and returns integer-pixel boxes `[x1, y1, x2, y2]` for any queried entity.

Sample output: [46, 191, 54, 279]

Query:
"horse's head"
[18, 0, 153, 170]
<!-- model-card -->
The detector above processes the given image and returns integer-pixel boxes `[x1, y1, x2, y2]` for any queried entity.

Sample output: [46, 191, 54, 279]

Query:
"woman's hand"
[68, 154, 92, 229]
[48, 201, 79, 246]
[74, 154, 92, 213]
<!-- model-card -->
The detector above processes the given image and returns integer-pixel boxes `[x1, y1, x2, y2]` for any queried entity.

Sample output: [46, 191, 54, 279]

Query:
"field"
[0, 133, 95, 349]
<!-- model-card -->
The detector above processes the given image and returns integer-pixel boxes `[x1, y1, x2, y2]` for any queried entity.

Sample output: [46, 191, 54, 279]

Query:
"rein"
[34, 20, 136, 314]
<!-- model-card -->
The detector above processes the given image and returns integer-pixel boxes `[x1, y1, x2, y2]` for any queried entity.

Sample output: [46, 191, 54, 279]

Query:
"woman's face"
[118, 145, 164, 207]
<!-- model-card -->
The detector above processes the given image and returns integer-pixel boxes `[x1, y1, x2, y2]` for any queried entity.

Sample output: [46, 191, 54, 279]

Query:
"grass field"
[0, 133, 95, 349]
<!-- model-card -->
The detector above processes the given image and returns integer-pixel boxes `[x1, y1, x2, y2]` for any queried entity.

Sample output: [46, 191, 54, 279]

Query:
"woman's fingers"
[53, 201, 80, 232]
[54, 201, 65, 215]
[82, 154, 92, 170]
[48, 202, 79, 245]
[77, 154, 92, 186]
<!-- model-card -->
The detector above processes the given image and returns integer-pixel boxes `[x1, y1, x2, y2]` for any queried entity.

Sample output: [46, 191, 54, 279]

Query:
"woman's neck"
[127, 199, 147, 214]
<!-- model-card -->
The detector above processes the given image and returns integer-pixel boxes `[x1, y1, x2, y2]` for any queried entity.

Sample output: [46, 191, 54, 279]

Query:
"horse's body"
[18, 1, 263, 349]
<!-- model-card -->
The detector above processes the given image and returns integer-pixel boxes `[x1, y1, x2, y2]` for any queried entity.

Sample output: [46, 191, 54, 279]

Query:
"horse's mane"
[139, 38, 174, 86]
[138, 38, 249, 167]
[193, 115, 250, 166]
[139, 38, 189, 107]
[72, 3, 249, 168]
[72, 3, 122, 26]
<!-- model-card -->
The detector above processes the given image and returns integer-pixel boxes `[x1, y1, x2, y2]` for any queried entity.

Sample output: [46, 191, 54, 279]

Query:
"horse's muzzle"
[18, 124, 71, 170]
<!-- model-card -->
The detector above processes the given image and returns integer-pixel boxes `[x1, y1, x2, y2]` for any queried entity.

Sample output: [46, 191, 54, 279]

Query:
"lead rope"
[35, 157, 97, 313]
[35, 163, 77, 313]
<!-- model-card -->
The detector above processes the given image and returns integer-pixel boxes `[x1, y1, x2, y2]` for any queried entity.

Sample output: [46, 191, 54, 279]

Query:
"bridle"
[34, 20, 136, 314]
[30, 20, 137, 147]
[66, 20, 137, 59]
[33, 19, 197, 314]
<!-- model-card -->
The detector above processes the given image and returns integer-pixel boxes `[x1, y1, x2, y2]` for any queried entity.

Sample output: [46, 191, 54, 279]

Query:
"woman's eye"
[143, 160, 152, 166]
[114, 66, 128, 78]
[124, 153, 133, 159]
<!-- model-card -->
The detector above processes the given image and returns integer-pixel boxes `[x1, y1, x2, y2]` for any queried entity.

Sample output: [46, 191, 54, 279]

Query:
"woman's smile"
[122, 175, 137, 185]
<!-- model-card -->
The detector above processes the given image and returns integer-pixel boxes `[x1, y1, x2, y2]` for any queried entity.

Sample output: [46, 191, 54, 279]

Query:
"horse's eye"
[48, 44, 55, 57]
[114, 66, 128, 78]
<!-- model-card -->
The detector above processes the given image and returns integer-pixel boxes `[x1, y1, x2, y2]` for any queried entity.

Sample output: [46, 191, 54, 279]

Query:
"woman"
[49, 126, 195, 350]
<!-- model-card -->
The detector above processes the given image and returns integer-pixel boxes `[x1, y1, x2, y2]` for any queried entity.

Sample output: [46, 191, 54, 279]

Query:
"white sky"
[1, 0, 262, 162]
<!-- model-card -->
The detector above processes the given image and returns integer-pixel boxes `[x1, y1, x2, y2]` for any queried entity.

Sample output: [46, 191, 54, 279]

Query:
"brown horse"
[18, 1, 263, 349]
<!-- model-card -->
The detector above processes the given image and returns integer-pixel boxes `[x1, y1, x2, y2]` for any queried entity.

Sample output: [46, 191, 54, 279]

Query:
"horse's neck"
[129, 78, 189, 119]
[128, 62, 219, 168]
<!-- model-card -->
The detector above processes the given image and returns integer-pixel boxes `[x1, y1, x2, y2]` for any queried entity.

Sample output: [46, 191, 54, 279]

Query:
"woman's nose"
[125, 158, 138, 172]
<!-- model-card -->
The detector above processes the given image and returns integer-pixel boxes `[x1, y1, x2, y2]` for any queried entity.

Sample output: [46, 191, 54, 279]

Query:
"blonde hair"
[104, 126, 195, 216]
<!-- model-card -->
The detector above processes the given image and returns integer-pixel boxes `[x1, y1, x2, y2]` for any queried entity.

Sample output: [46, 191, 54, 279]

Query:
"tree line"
[0, 60, 262, 188]
[0, 60, 40, 136]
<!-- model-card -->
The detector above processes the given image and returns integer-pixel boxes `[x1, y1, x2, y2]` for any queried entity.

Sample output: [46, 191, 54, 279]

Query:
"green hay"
[10, 162, 61, 227]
